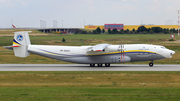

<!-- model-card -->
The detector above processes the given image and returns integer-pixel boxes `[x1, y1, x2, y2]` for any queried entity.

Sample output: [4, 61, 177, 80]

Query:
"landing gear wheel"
[105, 63, 110, 67]
[90, 64, 95, 67]
[149, 62, 154, 67]
[97, 63, 103, 67]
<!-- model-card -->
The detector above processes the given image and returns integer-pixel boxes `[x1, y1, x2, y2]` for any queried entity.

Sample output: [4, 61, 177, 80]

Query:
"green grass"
[1, 71, 180, 101]
[22, 34, 180, 46]
[1, 87, 180, 101]
[1, 33, 180, 46]
[1, 71, 180, 87]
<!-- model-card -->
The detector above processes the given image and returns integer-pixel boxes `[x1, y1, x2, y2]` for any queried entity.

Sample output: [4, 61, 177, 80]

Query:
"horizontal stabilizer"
[3, 46, 13, 50]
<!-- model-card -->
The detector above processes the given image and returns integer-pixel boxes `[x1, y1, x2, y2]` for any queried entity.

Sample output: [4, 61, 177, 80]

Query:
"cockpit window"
[161, 47, 166, 49]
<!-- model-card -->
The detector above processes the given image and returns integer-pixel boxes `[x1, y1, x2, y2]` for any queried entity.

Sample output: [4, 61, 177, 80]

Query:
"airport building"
[104, 24, 124, 30]
[85, 24, 179, 31]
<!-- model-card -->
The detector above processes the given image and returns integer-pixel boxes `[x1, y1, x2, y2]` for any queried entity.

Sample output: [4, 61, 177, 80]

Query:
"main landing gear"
[90, 62, 154, 67]
[149, 61, 154, 67]
[90, 64, 95, 67]
[90, 63, 110, 67]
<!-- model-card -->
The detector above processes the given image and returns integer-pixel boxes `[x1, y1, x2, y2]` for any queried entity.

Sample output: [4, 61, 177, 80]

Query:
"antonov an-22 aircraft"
[4, 31, 175, 67]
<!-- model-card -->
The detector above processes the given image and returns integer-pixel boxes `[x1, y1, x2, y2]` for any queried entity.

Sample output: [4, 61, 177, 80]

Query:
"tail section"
[12, 24, 16, 28]
[12, 31, 32, 57]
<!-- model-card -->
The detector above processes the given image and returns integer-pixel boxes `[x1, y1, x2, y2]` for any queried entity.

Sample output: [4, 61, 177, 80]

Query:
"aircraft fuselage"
[28, 44, 175, 64]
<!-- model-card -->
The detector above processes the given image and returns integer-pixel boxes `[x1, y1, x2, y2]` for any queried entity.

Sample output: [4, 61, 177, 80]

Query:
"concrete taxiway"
[0, 64, 180, 71]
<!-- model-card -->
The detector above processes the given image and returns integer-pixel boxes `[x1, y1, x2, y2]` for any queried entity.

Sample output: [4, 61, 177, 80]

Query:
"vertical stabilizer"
[13, 31, 32, 57]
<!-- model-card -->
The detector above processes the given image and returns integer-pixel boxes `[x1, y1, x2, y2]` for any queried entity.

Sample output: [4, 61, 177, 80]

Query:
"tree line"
[75, 26, 178, 34]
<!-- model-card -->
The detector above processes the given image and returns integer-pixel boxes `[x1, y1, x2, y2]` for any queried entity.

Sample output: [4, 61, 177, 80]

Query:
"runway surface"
[0, 64, 180, 71]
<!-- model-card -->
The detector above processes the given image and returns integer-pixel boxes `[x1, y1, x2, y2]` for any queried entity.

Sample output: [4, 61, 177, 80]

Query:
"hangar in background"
[0, 28, 82, 33]
[38, 28, 82, 33]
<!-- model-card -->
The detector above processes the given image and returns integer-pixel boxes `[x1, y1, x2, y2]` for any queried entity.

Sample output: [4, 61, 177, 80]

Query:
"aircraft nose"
[171, 50, 175, 55]
[169, 50, 175, 58]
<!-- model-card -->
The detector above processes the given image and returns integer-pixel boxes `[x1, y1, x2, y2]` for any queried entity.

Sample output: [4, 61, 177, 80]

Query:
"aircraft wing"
[88, 44, 110, 51]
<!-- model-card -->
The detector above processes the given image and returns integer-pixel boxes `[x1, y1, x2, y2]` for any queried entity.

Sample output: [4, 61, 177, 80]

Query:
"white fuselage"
[27, 44, 175, 64]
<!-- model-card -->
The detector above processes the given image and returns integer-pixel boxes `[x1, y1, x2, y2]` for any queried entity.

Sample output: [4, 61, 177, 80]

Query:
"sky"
[0, 0, 180, 28]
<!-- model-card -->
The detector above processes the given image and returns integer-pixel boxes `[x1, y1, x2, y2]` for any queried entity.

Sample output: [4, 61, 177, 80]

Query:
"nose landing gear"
[149, 62, 154, 67]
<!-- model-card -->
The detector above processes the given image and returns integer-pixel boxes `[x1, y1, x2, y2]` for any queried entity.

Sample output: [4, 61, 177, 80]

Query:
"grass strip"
[0, 87, 180, 101]
[1, 71, 180, 101]
[0, 71, 180, 87]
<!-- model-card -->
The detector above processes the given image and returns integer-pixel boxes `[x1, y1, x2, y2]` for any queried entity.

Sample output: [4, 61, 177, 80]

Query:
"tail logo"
[17, 35, 23, 41]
